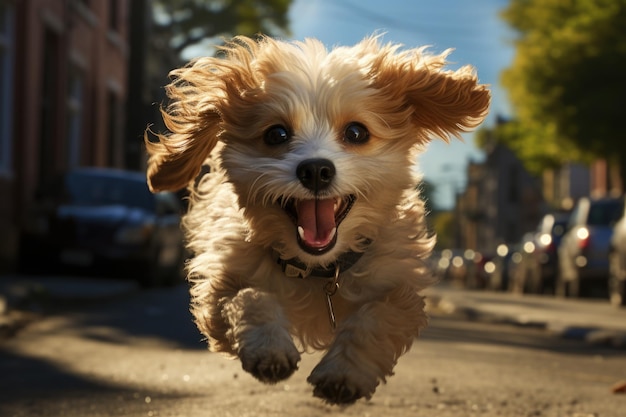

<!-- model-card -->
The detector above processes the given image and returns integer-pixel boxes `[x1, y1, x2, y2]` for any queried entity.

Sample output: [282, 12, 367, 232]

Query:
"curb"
[426, 292, 626, 350]
[1, 275, 139, 304]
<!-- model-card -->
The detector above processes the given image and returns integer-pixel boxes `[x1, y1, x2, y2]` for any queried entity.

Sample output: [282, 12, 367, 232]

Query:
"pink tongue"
[296, 199, 336, 248]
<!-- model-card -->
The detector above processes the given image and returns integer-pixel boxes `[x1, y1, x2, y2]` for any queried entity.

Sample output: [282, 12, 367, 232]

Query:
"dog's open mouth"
[283, 195, 356, 255]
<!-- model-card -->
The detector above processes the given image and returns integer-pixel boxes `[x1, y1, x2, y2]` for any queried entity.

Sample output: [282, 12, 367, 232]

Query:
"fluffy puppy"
[146, 35, 489, 405]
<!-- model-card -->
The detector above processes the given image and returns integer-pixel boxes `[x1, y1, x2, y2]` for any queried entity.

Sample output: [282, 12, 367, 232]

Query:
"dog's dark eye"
[264, 125, 290, 146]
[343, 122, 370, 144]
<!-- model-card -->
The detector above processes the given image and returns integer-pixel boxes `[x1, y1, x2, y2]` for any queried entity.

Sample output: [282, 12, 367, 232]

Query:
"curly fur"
[145, 35, 490, 405]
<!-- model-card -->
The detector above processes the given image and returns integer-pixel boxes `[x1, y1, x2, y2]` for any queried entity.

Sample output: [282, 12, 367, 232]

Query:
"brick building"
[0, 0, 129, 270]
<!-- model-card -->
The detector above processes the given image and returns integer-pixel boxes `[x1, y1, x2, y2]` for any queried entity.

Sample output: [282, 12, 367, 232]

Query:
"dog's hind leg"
[220, 288, 301, 384]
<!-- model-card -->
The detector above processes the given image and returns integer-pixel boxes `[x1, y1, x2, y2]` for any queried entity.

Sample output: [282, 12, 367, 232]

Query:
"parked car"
[435, 248, 486, 288]
[18, 168, 186, 287]
[519, 212, 570, 294]
[608, 195, 626, 306]
[485, 243, 520, 291]
[433, 249, 468, 285]
[505, 234, 536, 294]
[557, 197, 623, 298]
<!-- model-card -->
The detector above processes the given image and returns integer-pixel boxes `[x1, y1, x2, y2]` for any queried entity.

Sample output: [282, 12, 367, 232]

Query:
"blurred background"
[0, 0, 625, 306]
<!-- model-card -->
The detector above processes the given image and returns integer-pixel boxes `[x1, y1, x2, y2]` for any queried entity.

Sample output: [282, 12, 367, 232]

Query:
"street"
[1, 281, 625, 417]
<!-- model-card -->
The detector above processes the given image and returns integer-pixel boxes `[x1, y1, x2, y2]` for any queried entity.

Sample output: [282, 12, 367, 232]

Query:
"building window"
[39, 28, 62, 184]
[107, 89, 124, 167]
[108, 0, 120, 32]
[66, 66, 84, 168]
[0, 3, 15, 176]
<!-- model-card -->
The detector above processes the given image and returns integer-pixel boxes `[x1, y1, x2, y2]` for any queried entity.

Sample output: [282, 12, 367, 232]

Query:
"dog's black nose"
[296, 158, 336, 192]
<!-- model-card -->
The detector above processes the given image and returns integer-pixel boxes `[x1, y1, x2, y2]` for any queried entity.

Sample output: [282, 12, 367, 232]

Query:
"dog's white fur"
[145, 35, 490, 404]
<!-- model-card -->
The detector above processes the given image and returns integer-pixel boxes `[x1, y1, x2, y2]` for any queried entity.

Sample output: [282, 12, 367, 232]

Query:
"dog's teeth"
[298, 226, 306, 240]
[329, 227, 337, 241]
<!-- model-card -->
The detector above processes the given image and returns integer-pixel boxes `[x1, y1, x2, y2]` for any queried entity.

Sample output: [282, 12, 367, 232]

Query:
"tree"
[152, 0, 292, 57]
[500, 0, 626, 180]
[474, 118, 584, 177]
[125, 0, 292, 169]
[431, 211, 456, 250]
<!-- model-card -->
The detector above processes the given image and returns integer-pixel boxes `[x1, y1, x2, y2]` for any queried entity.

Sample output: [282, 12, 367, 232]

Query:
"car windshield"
[65, 171, 155, 212]
[587, 201, 622, 226]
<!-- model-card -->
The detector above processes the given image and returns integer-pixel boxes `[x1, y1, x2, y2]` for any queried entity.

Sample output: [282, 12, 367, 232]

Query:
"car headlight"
[115, 223, 154, 244]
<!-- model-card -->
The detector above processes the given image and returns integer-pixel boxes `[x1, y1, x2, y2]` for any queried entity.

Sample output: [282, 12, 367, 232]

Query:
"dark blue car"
[18, 168, 186, 287]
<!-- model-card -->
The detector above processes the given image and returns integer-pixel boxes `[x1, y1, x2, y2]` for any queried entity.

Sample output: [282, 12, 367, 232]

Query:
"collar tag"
[283, 263, 308, 279]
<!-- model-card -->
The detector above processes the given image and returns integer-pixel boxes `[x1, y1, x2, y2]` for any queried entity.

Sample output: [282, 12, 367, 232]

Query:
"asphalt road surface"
[1, 283, 625, 417]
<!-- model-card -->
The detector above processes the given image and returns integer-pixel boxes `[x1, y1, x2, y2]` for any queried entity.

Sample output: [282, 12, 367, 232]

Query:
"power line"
[323, 0, 501, 45]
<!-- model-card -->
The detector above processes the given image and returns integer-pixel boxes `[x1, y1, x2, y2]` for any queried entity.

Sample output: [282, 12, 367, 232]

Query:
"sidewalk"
[425, 283, 626, 349]
[0, 274, 138, 339]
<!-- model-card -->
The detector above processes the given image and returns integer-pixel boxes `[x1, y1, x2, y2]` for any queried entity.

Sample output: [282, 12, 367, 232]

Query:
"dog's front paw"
[307, 361, 379, 405]
[238, 326, 301, 384]
[310, 376, 363, 405]
[241, 349, 300, 383]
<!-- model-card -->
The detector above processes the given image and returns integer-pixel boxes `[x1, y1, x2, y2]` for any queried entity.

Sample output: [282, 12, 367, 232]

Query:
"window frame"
[0, 3, 15, 177]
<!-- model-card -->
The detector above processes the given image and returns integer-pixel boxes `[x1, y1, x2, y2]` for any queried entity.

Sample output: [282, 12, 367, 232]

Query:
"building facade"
[0, 0, 129, 270]
[455, 142, 544, 256]
[454, 145, 624, 259]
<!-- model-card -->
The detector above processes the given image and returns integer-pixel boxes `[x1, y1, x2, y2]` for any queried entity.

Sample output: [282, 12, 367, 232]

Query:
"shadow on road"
[0, 348, 205, 417]
[0, 282, 209, 415]
[62, 283, 206, 351]
[0, 348, 126, 406]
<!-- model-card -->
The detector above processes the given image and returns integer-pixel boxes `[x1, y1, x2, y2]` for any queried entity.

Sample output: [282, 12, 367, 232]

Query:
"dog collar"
[275, 243, 370, 279]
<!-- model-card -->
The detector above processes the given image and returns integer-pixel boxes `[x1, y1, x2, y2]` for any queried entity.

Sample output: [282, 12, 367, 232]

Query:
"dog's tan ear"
[145, 112, 221, 193]
[146, 37, 264, 192]
[145, 60, 229, 193]
[369, 44, 491, 141]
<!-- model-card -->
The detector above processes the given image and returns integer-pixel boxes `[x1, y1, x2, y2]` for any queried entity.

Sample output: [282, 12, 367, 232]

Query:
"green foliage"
[153, 0, 292, 56]
[475, 119, 587, 176]
[431, 211, 455, 250]
[418, 179, 436, 215]
[500, 0, 626, 170]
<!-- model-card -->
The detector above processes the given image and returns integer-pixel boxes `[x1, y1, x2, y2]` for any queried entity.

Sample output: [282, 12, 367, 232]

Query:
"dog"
[145, 35, 490, 405]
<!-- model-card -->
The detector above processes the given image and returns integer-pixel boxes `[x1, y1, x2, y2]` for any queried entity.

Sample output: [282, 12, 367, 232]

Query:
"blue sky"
[287, 0, 516, 209]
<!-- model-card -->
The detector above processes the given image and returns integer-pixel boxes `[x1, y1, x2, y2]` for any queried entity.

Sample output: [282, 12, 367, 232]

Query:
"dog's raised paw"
[310, 378, 362, 405]
[238, 330, 301, 384]
[242, 352, 300, 384]
[307, 358, 379, 405]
